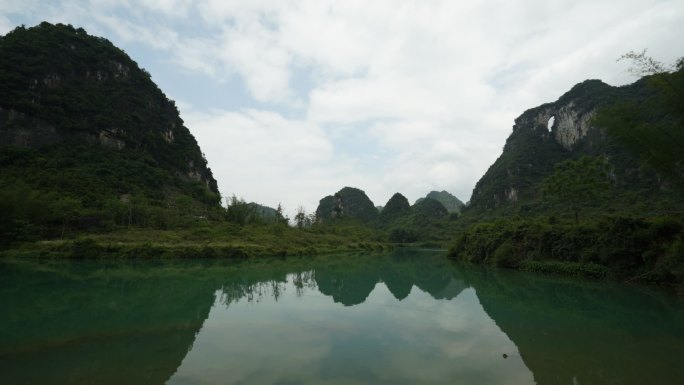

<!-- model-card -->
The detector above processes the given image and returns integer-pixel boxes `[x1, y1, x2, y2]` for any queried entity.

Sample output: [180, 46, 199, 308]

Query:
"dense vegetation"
[0, 22, 232, 248]
[0, 145, 221, 242]
[448, 216, 683, 283]
[0, 22, 216, 186]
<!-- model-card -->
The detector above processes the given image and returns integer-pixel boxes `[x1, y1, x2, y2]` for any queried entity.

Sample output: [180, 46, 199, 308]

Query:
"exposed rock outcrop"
[466, 78, 663, 215]
[315, 187, 378, 223]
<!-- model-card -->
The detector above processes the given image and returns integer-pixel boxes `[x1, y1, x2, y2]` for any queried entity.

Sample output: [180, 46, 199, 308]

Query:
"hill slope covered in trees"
[0, 23, 223, 244]
[450, 62, 684, 291]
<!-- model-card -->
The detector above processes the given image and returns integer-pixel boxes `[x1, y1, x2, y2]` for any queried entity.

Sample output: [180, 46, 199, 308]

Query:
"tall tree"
[226, 195, 254, 226]
[294, 206, 307, 229]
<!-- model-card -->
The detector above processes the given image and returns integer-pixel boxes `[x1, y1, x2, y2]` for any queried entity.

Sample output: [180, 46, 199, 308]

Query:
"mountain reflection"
[458, 265, 684, 385]
[2, 251, 684, 385]
[0, 259, 218, 385]
[213, 249, 466, 307]
[1, 251, 463, 385]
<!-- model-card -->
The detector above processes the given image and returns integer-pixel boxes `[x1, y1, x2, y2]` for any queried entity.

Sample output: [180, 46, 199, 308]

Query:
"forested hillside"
[0, 23, 221, 244]
[451, 62, 684, 291]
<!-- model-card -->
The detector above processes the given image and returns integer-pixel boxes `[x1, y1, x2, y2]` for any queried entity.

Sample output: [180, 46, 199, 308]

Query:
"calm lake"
[1, 249, 683, 385]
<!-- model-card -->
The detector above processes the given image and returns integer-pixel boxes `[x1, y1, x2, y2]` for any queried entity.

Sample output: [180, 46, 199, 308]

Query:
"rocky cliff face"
[0, 22, 218, 194]
[466, 78, 659, 215]
[315, 187, 378, 223]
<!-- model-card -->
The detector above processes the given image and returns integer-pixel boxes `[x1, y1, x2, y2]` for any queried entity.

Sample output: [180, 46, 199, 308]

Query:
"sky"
[2, 1, 683, 217]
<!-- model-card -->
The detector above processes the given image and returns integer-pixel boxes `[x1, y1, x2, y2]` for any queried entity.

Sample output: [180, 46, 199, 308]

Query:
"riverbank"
[0, 222, 391, 259]
[447, 215, 684, 293]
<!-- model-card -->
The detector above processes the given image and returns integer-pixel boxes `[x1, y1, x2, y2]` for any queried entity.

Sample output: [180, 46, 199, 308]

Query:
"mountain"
[378, 193, 411, 223]
[315, 187, 378, 223]
[449, 68, 684, 287]
[412, 198, 448, 218]
[249, 203, 278, 221]
[313, 188, 455, 244]
[380, 196, 451, 244]
[465, 74, 684, 218]
[0, 23, 218, 192]
[415, 191, 464, 213]
[0, 23, 220, 241]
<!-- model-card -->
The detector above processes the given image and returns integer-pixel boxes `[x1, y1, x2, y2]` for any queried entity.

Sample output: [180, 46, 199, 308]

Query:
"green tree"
[596, 51, 684, 187]
[295, 206, 307, 229]
[542, 156, 611, 225]
[51, 197, 82, 238]
[226, 195, 255, 226]
[275, 203, 288, 225]
[306, 213, 317, 228]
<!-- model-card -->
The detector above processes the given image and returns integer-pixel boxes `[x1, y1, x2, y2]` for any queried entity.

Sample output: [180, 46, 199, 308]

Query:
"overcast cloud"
[2, 0, 683, 216]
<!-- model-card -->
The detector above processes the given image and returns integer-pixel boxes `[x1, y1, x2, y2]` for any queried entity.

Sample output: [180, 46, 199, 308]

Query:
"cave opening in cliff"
[547, 116, 555, 132]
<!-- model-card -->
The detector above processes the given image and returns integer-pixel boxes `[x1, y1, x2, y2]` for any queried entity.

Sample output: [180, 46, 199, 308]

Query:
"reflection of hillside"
[315, 263, 379, 306]
[458, 265, 684, 385]
[213, 250, 467, 307]
[312, 250, 467, 305]
[430, 278, 468, 300]
[0, 261, 217, 385]
[4, 254, 682, 385]
[382, 264, 414, 300]
[182, 250, 465, 308]
[0, 251, 466, 383]
[412, 263, 456, 299]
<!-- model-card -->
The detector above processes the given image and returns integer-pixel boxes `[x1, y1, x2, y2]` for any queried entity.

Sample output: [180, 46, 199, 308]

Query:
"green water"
[1, 250, 683, 385]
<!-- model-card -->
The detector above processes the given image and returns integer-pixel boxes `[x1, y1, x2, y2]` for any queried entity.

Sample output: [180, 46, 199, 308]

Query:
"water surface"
[1, 250, 683, 385]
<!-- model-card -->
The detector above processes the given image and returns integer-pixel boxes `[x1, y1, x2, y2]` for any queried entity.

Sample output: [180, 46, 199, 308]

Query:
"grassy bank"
[0, 221, 392, 259]
[447, 215, 684, 292]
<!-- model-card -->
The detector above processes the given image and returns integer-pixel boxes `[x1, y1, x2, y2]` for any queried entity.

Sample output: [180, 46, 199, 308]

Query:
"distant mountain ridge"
[314, 187, 455, 243]
[415, 191, 464, 213]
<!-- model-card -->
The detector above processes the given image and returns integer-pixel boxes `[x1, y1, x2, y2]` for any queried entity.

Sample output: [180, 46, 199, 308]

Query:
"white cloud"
[95, 13, 180, 50]
[173, 36, 220, 76]
[218, 23, 294, 103]
[0, 1, 41, 14]
[0, 16, 13, 35]
[137, 0, 194, 17]
[183, 107, 368, 216]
